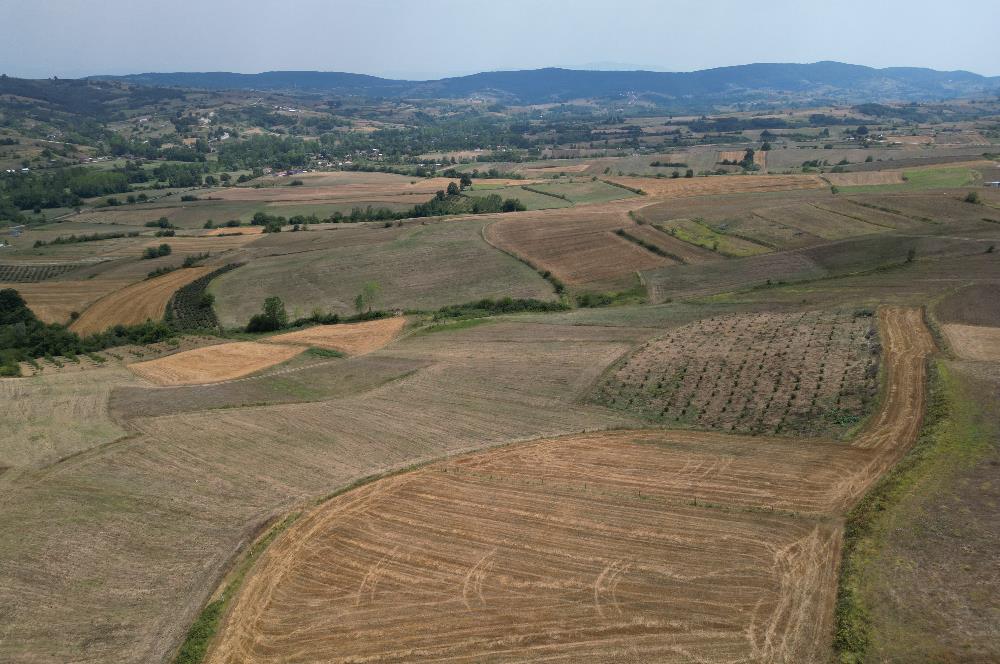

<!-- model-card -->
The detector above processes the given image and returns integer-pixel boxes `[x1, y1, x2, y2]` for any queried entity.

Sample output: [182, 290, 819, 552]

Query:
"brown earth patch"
[941, 324, 1000, 361]
[606, 174, 822, 198]
[266, 317, 408, 355]
[129, 341, 303, 385]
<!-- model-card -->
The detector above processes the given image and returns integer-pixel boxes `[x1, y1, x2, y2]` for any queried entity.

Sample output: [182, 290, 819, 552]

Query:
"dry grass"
[70, 267, 214, 335]
[941, 324, 1000, 361]
[606, 173, 825, 198]
[824, 171, 905, 187]
[204, 226, 264, 237]
[129, 341, 304, 385]
[0, 278, 133, 324]
[266, 317, 407, 355]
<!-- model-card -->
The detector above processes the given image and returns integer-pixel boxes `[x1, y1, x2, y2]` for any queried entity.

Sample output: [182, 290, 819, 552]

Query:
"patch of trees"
[217, 134, 311, 170]
[142, 243, 172, 259]
[34, 231, 138, 247]
[165, 263, 241, 331]
[0, 288, 174, 375]
[434, 297, 568, 320]
[0, 167, 130, 211]
[649, 160, 688, 168]
[152, 162, 206, 187]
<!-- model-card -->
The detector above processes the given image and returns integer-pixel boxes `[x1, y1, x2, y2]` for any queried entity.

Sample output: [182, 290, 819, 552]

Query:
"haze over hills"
[98, 61, 1000, 106]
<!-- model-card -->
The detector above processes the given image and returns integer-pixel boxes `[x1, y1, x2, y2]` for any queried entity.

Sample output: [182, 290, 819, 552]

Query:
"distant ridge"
[95, 62, 1000, 106]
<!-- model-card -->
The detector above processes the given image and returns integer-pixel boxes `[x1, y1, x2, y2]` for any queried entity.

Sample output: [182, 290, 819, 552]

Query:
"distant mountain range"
[97, 62, 1000, 106]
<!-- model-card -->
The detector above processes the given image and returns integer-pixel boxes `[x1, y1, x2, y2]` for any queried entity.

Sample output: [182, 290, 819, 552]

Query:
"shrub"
[964, 191, 981, 204]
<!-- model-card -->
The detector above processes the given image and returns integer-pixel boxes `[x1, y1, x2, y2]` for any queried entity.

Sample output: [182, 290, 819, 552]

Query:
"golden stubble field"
[207, 308, 934, 663]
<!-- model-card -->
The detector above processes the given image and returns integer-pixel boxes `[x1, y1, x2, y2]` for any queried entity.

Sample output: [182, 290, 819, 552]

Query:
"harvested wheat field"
[606, 173, 824, 198]
[484, 200, 673, 289]
[823, 171, 906, 187]
[70, 266, 214, 335]
[129, 341, 303, 385]
[208, 308, 934, 664]
[0, 278, 133, 324]
[209, 175, 481, 203]
[204, 225, 265, 236]
[266, 316, 407, 355]
[941, 323, 1000, 361]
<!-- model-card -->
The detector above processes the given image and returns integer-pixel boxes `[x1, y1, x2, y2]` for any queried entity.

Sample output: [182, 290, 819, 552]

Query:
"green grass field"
[524, 179, 638, 204]
[839, 167, 979, 193]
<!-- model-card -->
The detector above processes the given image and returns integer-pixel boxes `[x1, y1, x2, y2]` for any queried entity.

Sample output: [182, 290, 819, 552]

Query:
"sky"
[2, 0, 999, 79]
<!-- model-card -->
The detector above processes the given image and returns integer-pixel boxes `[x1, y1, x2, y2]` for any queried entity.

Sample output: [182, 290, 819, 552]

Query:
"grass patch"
[839, 167, 978, 194]
[415, 317, 491, 336]
[305, 347, 345, 359]
[172, 513, 299, 664]
[834, 360, 992, 662]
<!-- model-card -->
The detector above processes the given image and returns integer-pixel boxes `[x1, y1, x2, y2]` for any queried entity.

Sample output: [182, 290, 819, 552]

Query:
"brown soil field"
[606, 173, 825, 198]
[751, 203, 885, 240]
[941, 324, 1000, 361]
[934, 283, 1000, 326]
[208, 309, 934, 664]
[204, 226, 264, 236]
[483, 200, 672, 289]
[208, 433, 844, 664]
[208, 176, 472, 203]
[823, 171, 906, 187]
[266, 317, 407, 355]
[69, 266, 214, 335]
[138, 234, 259, 253]
[129, 341, 304, 385]
[0, 278, 133, 324]
[886, 135, 934, 145]
[595, 309, 880, 437]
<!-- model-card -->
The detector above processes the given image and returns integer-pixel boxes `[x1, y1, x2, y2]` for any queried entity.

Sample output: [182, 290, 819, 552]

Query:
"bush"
[965, 191, 981, 204]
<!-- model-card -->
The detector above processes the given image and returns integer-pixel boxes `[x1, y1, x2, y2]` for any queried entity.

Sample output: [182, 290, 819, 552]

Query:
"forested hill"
[98, 61, 1000, 104]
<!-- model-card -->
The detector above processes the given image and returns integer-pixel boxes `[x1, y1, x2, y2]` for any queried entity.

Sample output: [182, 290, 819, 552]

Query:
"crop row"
[595, 310, 880, 437]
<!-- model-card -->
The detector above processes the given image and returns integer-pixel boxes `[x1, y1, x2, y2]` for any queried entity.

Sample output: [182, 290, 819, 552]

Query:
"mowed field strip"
[941, 323, 1000, 361]
[69, 266, 215, 335]
[129, 318, 408, 385]
[209, 307, 933, 663]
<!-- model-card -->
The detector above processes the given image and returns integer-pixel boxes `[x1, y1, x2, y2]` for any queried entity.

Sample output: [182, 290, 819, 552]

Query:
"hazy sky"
[3, 0, 999, 79]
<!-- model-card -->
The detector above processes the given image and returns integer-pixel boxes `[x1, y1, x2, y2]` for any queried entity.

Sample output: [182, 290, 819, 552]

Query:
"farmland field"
[211, 219, 555, 325]
[3, 69, 1000, 664]
[593, 309, 880, 437]
[70, 266, 215, 335]
[207, 308, 934, 664]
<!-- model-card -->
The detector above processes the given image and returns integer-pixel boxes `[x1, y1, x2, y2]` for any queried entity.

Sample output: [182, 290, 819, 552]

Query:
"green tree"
[354, 281, 381, 314]
[446, 181, 460, 196]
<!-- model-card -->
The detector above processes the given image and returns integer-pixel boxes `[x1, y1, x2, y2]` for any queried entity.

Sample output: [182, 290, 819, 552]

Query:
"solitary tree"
[354, 281, 381, 314]
[446, 181, 460, 196]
